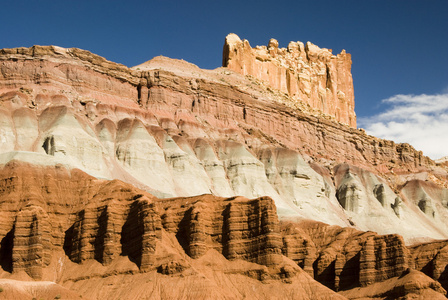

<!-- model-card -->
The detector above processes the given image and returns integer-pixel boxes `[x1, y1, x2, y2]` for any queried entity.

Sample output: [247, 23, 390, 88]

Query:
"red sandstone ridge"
[223, 33, 356, 127]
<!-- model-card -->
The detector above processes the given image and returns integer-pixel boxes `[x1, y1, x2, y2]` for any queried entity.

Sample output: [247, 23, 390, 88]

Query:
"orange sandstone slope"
[0, 161, 345, 299]
[0, 34, 447, 299]
[0, 161, 445, 300]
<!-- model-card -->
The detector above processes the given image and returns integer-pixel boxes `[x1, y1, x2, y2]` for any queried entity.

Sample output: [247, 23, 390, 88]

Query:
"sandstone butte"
[0, 33, 446, 299]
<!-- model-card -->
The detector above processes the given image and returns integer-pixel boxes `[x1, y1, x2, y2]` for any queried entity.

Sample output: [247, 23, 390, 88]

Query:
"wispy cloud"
[358, 93, 448, 160]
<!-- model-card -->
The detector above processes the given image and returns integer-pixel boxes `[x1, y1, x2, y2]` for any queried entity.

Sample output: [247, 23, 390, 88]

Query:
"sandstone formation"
[339, 269, 447, 300]
[281, 221, 410, 290]
[0, 45, 446, 243]
[0, 40, 447, 299]
[0, 162, 446, 299]
[158, 194, 283, 266]
[410, 239, 448, 292]
[0, 162, 346, 299]
[223, 33, 356, 127]
[436, 156, 448, 168]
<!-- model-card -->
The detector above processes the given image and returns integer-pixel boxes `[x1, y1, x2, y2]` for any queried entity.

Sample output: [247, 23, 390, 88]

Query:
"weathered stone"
[223, 33, 356, 127]
[158, 194, 283, 266]
[0, 40, 447, 299]
[12, 206, 52, 279]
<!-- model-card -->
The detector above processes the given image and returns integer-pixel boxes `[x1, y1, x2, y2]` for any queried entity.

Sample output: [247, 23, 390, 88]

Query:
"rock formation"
[281, 221, 410, 290]
[0, 161, 347, 299]
[223, 33, 356, 127]
[0, 161, 445, 299]
[158, 194, 283, 266]
[0, 39, 447, 299]
[410, 240, 448, 292]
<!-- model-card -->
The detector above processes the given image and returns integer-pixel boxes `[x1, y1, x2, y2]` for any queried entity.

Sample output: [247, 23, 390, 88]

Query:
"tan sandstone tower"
[223, 33, 356, 127]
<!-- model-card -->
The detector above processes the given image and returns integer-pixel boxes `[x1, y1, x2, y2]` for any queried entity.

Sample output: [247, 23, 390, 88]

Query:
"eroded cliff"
[0, 42, 447, 299]
[223, 33, 356, 127]
[0, 162, 446, 299]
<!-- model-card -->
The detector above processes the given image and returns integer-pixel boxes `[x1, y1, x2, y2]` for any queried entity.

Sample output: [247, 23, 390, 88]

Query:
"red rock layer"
[0, 161, 162, 277]
[158, 194, 283, 266]
[0, 162, 283, 276]
[64, 192, 162, 271]
[12, 206, 52, 280]
[0, 162, 446, 299]
[410, 240, 448, 291]
[281, 221, 410, 291]
[0, 45, 438, 179]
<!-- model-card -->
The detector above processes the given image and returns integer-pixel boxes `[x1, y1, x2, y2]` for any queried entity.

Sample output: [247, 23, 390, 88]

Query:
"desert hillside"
[0, 35, 447, 299]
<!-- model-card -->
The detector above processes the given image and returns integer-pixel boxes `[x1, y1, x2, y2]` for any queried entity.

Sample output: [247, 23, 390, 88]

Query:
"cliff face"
[158, 195, 283, 266]
[0, 161, 446, 299]
[0, 45, 447, 244]
[0, 43, 447, 299]
[0, 162, 348, 299]
[223, 33, 356, 127]
[281, 221, 410, 290]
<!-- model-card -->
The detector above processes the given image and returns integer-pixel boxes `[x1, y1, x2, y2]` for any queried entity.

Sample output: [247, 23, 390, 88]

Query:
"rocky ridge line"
[223, 33, 356, 127]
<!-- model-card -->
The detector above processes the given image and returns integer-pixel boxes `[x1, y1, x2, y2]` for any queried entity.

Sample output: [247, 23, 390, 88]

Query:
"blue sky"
[2, 0, 448, 158]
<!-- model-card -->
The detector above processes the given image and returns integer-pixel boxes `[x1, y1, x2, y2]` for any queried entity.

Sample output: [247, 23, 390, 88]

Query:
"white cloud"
[358, 93, 448, 160]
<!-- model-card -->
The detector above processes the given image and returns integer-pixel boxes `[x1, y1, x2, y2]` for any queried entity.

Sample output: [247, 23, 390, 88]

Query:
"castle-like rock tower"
[223, 33, 356, 127]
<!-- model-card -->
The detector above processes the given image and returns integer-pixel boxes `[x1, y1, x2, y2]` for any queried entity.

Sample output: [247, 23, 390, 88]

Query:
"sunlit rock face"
[0, 162, 447, 299]
[223, 33, 356, 127]
[0, 44, 447, 246]
[114, 118, 176, 196]
[1, 43, 448, 300]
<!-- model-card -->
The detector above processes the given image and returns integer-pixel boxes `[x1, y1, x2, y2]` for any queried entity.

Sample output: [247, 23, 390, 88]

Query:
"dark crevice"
[94, 208, 108, 263]
[175, 208, 192, 256]
[42, 136, 55, 155]
[0, 228, 14, 272]
[121, 201, 143, 267]
[63, 223, 75, 260]
[137, 85, 142, 106]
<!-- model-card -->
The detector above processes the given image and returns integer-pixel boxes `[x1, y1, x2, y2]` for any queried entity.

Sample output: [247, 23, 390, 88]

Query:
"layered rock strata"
[0, 45, 436, 175]
[0, 45, 447, 244]
[0, 43, 448, 298]
[0, 162, 346, 299]
[64, 194, 162, 271]
[281, 221, 410, 291]
[0, 162, 446, 299]
[158, 194, 283, 266]
[12, 206, 52, 280]
[410, 240, 448, 291]
[223, 33, 356, 127]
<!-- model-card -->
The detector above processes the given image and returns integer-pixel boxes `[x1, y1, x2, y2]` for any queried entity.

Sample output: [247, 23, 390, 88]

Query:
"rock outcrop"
[0, 44, 435, 177]
[339, 269, 447, 300]
[0, 162, 446, 299]
[281, 221, 410, 291]
[223, 33, 356, 127]
[0, 45, 446, 244]
[0, 162, 347, 299]
[0, 40, 447, 299]
[410, 240, 448, 292]
[158, 194, 283, 266]
[64, 192, 162, 271]
[12, 205, 52, 280]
